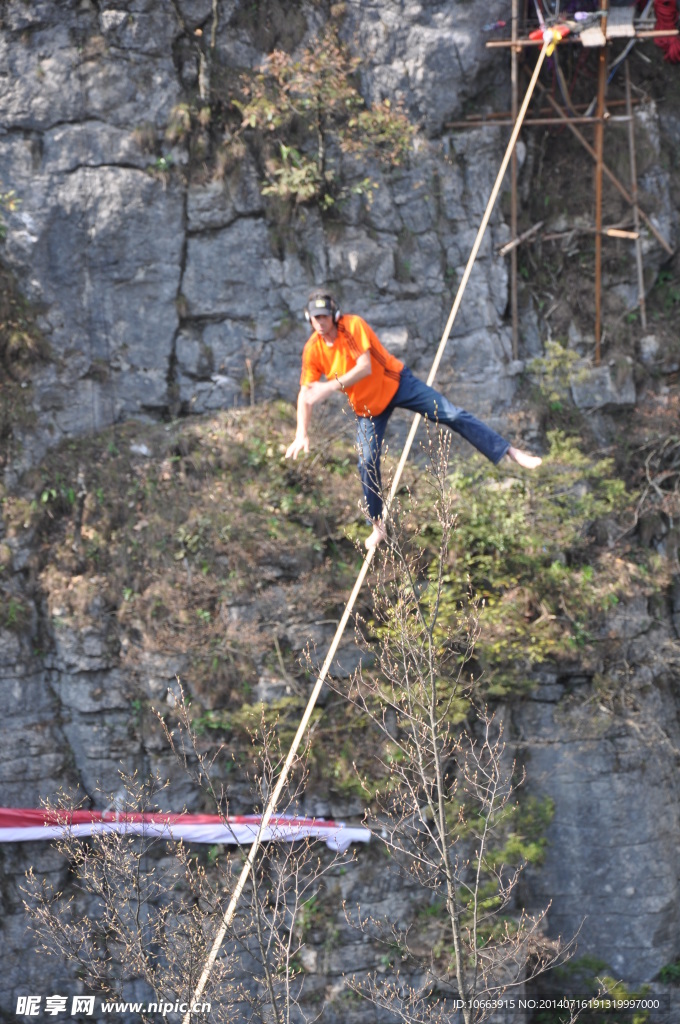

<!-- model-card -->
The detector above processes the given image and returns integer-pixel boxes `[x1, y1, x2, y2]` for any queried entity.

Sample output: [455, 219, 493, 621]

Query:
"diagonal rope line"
[183, 36, 552, 1022]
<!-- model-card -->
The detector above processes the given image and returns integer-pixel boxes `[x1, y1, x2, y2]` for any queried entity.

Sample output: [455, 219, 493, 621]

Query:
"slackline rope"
[183, 35, 553, 1021]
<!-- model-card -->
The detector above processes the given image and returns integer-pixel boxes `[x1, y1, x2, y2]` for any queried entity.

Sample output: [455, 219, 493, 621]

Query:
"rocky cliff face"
[520, 627, 680, 986]
[1, 0, 525, 483]
[1, 0, 679, 1018]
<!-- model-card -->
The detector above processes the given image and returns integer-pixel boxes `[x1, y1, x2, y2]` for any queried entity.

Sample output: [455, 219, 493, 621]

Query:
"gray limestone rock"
[183, 217, 284, 318]
[342, 0, 508, 136]
[520, 691, 679, 983]
[99, 5, 178, 56]
[570, 362, 636, 410]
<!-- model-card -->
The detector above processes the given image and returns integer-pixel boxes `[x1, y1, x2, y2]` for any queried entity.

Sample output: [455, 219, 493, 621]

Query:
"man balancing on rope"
[285, 290, 542, 550]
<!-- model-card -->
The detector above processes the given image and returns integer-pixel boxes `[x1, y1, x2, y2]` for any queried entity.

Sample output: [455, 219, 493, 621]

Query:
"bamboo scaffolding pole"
[447, 114, 632, 128]
[448, 97, 639, 124]
[626, 61, 647, 330]
[498, 220, 545, 256]
[536, 82, 673, 255]
[543, 226, 640, 241]
[485, 28, 679, 48]
[594, 0, 609, 364]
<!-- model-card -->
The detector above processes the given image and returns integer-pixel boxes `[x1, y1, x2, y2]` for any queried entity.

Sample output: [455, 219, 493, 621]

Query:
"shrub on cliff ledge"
[229, 24, 414, 207]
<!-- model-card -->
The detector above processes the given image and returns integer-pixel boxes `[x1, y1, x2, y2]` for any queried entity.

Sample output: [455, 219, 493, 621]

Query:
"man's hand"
[301, 379, 338, 406]
[285, 435, 310, 460]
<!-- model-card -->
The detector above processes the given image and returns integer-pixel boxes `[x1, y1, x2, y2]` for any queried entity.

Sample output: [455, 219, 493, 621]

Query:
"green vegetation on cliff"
[1, 392, 666, 797]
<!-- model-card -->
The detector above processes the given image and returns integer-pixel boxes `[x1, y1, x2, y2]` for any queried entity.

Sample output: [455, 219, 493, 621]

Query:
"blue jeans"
[356, 367, 510, 520]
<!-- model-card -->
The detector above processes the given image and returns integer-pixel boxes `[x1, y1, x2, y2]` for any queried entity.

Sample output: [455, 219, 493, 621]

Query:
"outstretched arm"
[285, 352, 372, 459]
[285, 387, 314, 460]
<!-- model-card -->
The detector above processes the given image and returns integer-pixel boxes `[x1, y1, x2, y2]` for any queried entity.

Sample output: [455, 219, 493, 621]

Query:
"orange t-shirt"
[300, 314, 403, 417]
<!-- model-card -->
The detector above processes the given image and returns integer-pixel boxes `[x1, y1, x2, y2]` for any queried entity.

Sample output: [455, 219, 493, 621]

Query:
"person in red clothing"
[286, 290, 542, 549]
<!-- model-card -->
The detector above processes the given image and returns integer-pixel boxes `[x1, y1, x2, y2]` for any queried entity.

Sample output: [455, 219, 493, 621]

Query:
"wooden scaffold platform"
[449, 1, 678, 363]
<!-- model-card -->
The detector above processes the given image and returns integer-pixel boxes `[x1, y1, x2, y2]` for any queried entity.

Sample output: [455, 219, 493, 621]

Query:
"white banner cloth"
[0, 808, 370, 853]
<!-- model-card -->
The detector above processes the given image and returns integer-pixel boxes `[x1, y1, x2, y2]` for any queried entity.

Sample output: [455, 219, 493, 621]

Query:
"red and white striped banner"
[0, 808, 371, 853]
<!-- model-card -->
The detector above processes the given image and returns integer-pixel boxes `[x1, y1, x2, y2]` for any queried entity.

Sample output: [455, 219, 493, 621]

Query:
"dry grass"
[2, 404, 370, 700]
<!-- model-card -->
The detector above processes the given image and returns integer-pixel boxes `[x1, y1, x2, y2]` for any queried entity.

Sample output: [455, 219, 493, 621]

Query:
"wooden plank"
[580, 24, 606, 46]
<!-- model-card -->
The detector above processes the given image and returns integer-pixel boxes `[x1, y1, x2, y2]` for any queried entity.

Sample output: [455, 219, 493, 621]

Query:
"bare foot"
[507, 446, 542, 470]
[365, 520, 388, 550]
